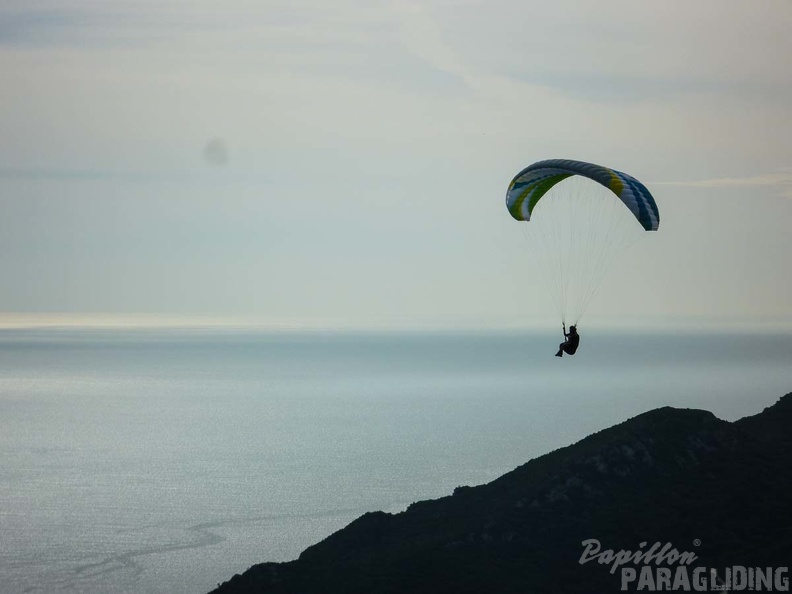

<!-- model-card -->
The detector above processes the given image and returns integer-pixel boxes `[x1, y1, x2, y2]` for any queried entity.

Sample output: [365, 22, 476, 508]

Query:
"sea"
[1, 326, 791, 594]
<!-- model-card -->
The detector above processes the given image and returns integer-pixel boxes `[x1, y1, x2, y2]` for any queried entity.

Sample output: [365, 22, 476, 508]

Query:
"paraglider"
[555, 323, 579, 357]
[505, 159, 659, 356]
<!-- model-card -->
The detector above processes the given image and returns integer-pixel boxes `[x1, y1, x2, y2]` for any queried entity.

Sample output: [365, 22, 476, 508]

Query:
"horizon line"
[0, 312, 790, 333]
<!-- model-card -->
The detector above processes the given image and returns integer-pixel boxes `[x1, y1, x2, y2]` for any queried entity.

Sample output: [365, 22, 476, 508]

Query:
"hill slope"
[211, 394, 792, 593]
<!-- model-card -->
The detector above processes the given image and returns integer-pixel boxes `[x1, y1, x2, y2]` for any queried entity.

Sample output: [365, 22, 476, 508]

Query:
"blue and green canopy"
[506, 159, 659, 231]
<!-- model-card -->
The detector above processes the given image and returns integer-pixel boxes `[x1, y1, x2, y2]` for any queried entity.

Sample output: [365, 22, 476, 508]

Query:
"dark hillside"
[211, 394, 792, 593]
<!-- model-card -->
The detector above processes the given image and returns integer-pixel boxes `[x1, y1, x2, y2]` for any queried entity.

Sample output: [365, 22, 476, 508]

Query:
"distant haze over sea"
[1, 312, 790, 332]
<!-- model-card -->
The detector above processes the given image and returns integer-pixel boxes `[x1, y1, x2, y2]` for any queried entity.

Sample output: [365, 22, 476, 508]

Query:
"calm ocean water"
[1, 328, 790, 593]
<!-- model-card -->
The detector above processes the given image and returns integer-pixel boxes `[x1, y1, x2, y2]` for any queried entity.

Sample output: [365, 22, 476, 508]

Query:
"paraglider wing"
[506, 159, 659, 231]
[504, 158, 660, 325]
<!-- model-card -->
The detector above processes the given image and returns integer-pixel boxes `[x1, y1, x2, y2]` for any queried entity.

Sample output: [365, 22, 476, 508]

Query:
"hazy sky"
[1, 0, 791, 328]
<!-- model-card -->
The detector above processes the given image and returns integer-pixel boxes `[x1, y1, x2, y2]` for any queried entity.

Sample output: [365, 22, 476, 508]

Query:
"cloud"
[656, 171, 792, 198]
[428, 0, 792, 104]
[0, 167, 150, 181]
[388, 2, 476, 91]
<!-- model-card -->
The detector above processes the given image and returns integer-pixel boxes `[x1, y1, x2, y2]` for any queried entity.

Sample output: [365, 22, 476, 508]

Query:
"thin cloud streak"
[656, 171, 792, 197]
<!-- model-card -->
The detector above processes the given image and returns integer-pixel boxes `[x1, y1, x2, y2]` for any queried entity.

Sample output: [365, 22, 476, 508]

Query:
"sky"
[1, 0, 791, 329]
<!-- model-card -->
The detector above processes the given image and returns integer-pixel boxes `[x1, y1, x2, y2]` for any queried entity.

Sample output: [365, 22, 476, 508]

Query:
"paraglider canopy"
[505, 159, 659, 325]
[506, 159, 659, 231]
